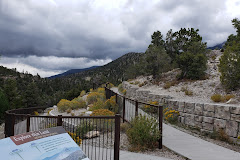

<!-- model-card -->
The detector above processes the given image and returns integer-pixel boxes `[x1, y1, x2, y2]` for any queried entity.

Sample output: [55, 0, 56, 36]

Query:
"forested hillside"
[0, 66, 94, 121]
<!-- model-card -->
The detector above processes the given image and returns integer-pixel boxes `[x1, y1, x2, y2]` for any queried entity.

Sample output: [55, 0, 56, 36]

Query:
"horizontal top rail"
[105, 86, 162, 108]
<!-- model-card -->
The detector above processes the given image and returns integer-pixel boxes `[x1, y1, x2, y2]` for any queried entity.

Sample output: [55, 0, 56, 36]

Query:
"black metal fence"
[105, 86, 163, 149]
[5, 109, 120, 160]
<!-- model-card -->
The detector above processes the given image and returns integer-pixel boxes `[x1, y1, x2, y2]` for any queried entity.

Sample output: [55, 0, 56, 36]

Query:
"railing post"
[114, 114, 120, 160]
[11, 113, 15, 136]
[115, 93, 118, 104]
[135, 101, 138, 117]
[158, 106, 163, 149]
[57, 115, 63, 126]
[123, 97, 125, 123]
[26, 115, 30, 132]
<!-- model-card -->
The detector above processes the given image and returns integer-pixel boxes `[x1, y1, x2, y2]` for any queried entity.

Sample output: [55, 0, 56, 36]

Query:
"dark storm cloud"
[0, 0, 239, 77]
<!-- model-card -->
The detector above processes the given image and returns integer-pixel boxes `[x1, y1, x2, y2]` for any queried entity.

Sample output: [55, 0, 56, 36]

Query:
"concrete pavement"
[163, 123, 240, 160]
[120, 150, 172, 160]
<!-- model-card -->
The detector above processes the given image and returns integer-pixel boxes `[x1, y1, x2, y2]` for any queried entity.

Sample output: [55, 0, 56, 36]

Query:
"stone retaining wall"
[122, 82, 240, 142]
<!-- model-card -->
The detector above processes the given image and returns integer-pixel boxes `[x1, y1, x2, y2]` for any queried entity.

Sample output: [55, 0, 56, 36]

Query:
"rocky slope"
[127, 50, 240, 105]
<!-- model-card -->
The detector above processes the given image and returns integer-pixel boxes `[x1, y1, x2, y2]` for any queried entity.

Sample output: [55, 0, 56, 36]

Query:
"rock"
[226, 98, 239, 104]
[230, 106, 240, 114]
[85, 131, 100, 139]
[178, 101, 185, 112]
[194, 103, 203, 116]
[214, 119, 226, 130]
[215, 105, 230, 120]
[203, 111, 214, 117]
[203, 117, 214, 123]
[204, 104, 215, 112]
[87, 104, 93, 110]
[85, 111, 93, 116]
[184, 114, 195, 126]
[194, 115, 203, 122]
[231, 114, 240, 122]
[202, 122, 214, 131]
[226, 121, 238, 138]
[184, 102, 195, 114]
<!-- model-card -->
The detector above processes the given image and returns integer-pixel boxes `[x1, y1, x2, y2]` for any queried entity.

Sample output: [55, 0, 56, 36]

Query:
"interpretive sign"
[0, 126, 89, 160]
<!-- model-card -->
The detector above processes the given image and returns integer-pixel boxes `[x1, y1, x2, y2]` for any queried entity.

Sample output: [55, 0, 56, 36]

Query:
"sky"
[0, 0, 240, 77]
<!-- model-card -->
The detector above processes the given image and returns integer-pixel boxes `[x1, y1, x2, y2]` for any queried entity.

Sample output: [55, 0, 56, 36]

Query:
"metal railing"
[5, 108, 120, 160]
[105, 86, 163, 149]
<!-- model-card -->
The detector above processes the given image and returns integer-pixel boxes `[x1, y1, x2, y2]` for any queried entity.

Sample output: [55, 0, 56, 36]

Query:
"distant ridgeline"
[0, 52, 143, 121]
[48, 66, 99, 79]
[207, 41, 226, 50]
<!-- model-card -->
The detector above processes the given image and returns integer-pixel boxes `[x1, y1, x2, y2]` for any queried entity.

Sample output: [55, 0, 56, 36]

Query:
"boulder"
[85, 131, 100, 139]
[85, 111, 93, 116]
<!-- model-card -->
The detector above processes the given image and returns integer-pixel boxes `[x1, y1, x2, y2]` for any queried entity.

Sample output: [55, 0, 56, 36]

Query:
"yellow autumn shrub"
[164, 107, 179, 124]
[90, 109, 114, 116]
[104, 95, 118, 113]
[57, 99, 71, 112]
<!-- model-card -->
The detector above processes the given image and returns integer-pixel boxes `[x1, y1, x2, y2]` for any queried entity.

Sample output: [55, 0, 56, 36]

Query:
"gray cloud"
[0, 0, 239, 77]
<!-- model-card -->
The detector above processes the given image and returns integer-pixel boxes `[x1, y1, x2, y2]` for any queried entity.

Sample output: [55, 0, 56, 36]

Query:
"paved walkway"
[163, 124, 240, 160]
[120, 150, 171, 160]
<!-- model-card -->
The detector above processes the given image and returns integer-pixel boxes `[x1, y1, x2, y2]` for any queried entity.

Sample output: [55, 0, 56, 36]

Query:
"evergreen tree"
[219, 18, 240, 90]
[0, 89, 9, 120]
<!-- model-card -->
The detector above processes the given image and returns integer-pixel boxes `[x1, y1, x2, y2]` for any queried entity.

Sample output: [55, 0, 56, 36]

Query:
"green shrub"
[33, 111, 39, 116]
[97, 88, 105, 94]
[70, 98, 87, 110]
[134, 81, 140, 85]
[185, 89, 193, 96]
[80, 90, 86, 97]
[118, 83, 126, 95]
[87, 92, 106, 104]
[89, 98, 106, 111]
[127, 115, 160, 151]
[211, 94, 235, 102]
[224, 94, 235, 101]
[106, 83, 114, 88]
[120, 123, 130, 133]
[76, 121, 94, 139]
[66, 108, 72, 114]
[181, 86, 193, 96]
[211, 94, 222, 102]
[143, 101, 158, 114]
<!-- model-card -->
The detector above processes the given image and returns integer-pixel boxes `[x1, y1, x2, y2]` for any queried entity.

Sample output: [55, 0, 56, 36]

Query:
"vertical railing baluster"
[158, 106, 163, 149]
[122, 97, 125, 123]
[114, 114, 120, 160]
[26, 115, 30, 132]
[135, 101, 138, 117]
